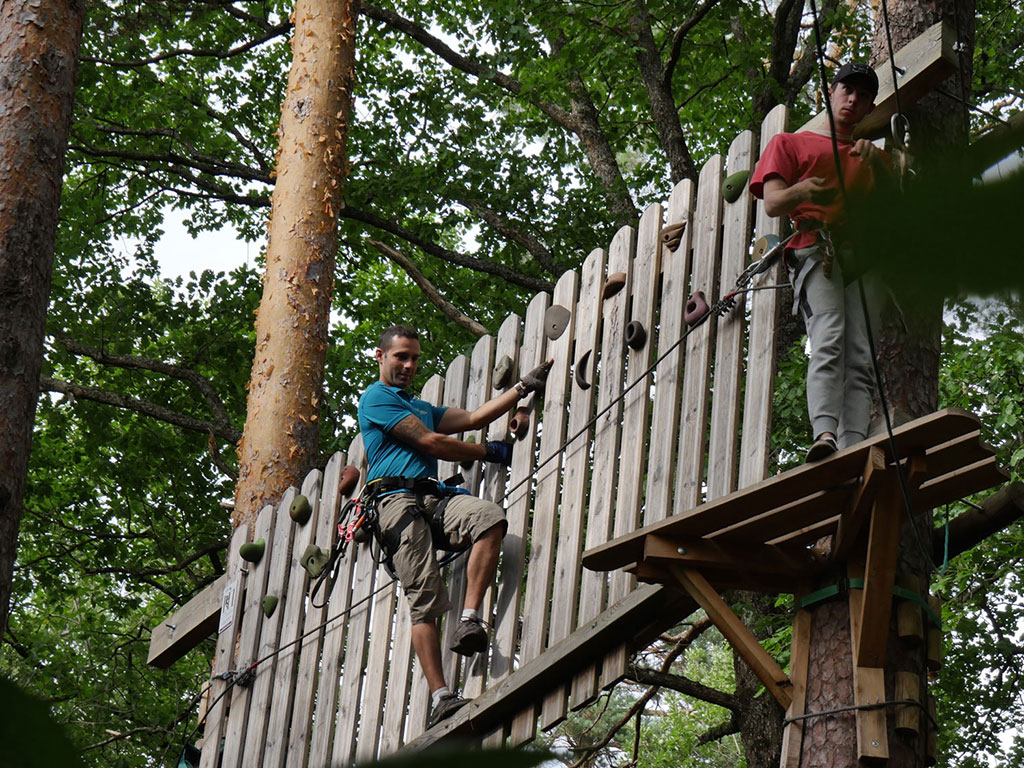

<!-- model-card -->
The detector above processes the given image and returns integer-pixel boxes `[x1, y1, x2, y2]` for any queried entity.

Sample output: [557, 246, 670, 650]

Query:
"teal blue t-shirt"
[358, 381, 448, 481]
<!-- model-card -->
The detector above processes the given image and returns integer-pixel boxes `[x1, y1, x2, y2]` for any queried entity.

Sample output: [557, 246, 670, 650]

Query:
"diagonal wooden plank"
[832, 446, 888, 561]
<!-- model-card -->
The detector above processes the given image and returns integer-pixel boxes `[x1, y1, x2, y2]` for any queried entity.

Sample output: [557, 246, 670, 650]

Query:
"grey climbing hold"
[492, 354, 514, 389]
[544, 304, 571, 340]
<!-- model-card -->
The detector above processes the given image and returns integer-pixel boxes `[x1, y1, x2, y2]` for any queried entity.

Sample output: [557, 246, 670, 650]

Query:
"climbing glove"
[484, 441, 513, 466]
[518, 359, 554, 396]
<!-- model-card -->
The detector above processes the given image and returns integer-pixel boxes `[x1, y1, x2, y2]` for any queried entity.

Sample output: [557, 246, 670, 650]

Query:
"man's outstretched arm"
[436, 359, 553, 434]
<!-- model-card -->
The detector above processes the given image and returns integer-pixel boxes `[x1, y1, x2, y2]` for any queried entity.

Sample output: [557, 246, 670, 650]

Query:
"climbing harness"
[309, 474, 469, 607]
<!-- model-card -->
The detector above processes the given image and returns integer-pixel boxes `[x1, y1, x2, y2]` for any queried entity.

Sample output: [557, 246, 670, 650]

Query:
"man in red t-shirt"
[751, 62, 891, 462]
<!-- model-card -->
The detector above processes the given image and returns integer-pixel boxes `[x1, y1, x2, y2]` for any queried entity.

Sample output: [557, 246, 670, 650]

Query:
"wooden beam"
[669, 565, 792, 710]
[857, 472, 904, 669]
[780, 608, 812, 768]
[915, 455, 1009, 511]
[147, 574, 225, 668]
[848, 562, 889, 762]
[644, 534, 817, 574]
[833, 447, 887, 561]
[402, 584, 697, 749]
[798, 20, 957, 140]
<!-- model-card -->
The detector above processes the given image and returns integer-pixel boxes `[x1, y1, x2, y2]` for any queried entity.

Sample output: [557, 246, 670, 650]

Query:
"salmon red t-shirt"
[750, 131, 880, 249]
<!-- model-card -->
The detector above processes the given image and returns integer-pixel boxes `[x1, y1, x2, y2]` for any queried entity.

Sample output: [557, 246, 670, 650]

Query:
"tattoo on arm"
[390, 414, 429, 447]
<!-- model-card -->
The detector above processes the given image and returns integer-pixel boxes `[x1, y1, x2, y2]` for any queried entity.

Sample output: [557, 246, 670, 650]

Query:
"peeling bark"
[233, 0, 357, 526]
[0, 0, 85, 640]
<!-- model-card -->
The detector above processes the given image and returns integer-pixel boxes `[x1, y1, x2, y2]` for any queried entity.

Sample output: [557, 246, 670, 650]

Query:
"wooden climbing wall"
[189, 104, 796, 768]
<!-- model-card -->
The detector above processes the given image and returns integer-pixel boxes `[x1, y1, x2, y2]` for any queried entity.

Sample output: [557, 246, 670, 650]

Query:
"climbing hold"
[262, 595, 278, 618]
[290, 495, 312, 525]
[300, 544, 331, 580]
[492, 354, 514, 389]
[339, 465, 360, 498]
[509, 406, 531, 439]
[544, 304, 571, 340]
[574, 349, 593, 390]
[660, 221, 686, 252]
[602, 272, 627, 300]
[625, 320, 647, 350]
[722, 170, 750, 203]
[239, 538, 266, 564]
[684, 291, 710, 326]
[752, 234, 780, 262]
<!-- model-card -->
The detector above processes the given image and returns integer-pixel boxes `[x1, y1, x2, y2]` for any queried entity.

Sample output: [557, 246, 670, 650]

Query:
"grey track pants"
[789, 244, 884, 449]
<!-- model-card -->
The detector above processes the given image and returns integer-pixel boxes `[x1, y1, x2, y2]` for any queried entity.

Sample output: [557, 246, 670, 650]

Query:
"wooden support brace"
[668, 565, 792, 710]
[779, 608, 812, 768]
[148, 574, 226, 668]
[857, 471, 904, 669]
[849, 562, 889, 762]
[645, 534, 816, 575]
[833, 447, 887, 562]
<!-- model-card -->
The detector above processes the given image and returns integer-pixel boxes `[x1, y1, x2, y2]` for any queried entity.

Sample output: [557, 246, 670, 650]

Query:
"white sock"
[432, 686, 451, 705]
[461, 608, 479, 622]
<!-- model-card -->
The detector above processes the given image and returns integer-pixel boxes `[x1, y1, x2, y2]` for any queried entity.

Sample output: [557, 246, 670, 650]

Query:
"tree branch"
[664, 0, 722, 87]
[81, 22, 290, 68]
[456, 198, 566, 276]
[696, 715, 740, 745]
[85, 538, 228, 580]
[52, 334, 237, 433]
[342, 205, 554, 292]
[41, 377, 242, 443]
[627, 664, 741, 712]
[368, 240, 490, 337]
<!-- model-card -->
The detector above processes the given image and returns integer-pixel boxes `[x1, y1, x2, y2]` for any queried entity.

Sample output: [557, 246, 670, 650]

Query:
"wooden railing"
[192, 104, 793, 768]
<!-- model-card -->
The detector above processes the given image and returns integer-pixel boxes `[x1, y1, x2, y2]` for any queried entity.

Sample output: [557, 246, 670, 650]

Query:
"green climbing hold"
[300, 544, 331, 580]
[239, 538, 266, 564]
[722, 170, 750, 203]
[261, 595, 278, 618]
[290, 494, 312, 525]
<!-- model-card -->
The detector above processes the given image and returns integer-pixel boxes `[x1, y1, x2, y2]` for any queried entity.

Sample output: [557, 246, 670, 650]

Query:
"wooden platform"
[583, 408, 1005, 590]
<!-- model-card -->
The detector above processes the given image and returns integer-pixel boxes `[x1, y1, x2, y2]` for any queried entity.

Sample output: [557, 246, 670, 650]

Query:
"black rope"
[879, 0, 904, 118]
[784, 696, 938, 730]
[808, 0, 848, 199]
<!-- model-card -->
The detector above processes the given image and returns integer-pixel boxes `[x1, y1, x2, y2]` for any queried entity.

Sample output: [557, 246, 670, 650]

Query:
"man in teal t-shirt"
[357, 324, 551, 728]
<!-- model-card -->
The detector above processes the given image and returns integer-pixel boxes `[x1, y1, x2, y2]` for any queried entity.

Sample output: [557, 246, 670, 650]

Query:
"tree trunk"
[798, 3, 974, 766]
[233, 0, 357, 526]
[0, 0, 84, 641]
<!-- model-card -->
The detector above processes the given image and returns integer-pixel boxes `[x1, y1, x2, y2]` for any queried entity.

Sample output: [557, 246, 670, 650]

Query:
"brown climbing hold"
[509, 406, 531, 439]
[602, 272, 627, 300]
[339, 465, 360, 498]
[660, 221, 686, 252]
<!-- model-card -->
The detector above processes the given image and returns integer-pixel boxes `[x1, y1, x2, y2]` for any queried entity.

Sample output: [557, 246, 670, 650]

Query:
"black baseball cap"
[833, 62, 879, 96]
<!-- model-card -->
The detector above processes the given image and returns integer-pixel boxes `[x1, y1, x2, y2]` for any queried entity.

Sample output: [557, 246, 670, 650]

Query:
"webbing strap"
[796, 577, 941, 629]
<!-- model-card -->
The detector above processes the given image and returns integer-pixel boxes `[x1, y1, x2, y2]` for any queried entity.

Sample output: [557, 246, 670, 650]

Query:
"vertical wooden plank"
[478, 316, 521, 750]
[379, 599, 413, 757]
[461, 332, 497, 701]
[674, 154, 724, 513]
[242, 487, 298, 761]
[780, 608, 812, 768]
[404, 374, 445, 740]
[198, 524, 249, 768]
[331, 476, 379, 766]
[307, 437, 366, 768]
[438, 355, 470, 693]
[510, 270, 578, 744]
[571, 224, 633, 709]
[738, 104, 789, 489]
[609, 203, 661, 601]
[219, 504, 276, 768]
[857, 473, 903, 668]
[848, 561, 889, 762]
[645, 181, 695, 524]
[540, 248, 605, 730]
[355, 560, 397, 764]
[598, 207, 660, 692]
[264, 469, 322, 767]
[490, 293, 549, 687]
[707, 131, 755, 502]
[285, 453, 346, 768]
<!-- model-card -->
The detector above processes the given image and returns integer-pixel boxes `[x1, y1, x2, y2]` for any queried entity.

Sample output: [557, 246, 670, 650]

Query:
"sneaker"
[428, 693, 470, 729]
[805, 435, 838, 463]
[449, 617, 488, 656]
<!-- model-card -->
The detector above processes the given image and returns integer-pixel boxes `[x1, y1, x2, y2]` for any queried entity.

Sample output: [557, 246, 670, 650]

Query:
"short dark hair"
[379, 325, 419, 350]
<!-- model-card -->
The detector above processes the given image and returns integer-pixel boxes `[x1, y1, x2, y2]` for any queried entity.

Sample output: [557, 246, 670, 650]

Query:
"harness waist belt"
[369, 476, 440, 495]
